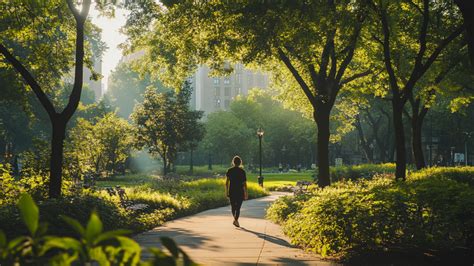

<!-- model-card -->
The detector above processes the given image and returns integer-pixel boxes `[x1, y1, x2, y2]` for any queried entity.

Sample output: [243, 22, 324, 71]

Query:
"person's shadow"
[237, 227, 294, 248]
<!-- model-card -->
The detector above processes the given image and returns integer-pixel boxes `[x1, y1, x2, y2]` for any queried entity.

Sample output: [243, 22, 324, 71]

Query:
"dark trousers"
[230, 197, 243, 220]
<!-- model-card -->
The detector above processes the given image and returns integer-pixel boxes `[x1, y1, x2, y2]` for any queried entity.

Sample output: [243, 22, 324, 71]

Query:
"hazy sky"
[90, 6, 128, 92]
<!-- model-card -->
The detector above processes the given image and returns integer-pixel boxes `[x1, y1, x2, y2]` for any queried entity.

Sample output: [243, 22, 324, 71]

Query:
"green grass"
[175, 165, 228, 176]
[98, 172, 314, 191]
[96, 174, 160, 188]
[247, 172, 314, 189]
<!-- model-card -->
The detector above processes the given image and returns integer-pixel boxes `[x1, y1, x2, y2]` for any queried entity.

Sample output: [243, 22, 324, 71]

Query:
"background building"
[83, 57, 103, 101]
[190, 63, 269, 115]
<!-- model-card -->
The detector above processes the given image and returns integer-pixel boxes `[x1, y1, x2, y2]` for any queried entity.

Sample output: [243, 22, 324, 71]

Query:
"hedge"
[267, 167, 474, 261]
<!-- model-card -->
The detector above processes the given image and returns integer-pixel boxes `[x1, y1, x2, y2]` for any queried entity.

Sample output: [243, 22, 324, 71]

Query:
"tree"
[67, 113, 134, 178]
[202, 112, 253, 164]
[124, 0, 371, 187]
[181, 111, 205, 174]
[131, 82, 203, 175]
[405, 43, 471, 170]
[0, 0, 94, 197]
[368, 0, 464, 179]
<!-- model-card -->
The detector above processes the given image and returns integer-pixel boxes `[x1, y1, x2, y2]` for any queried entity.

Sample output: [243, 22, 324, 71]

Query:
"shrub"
[268, 169, 474, 259]
[0, 194, 195, 265]
[330, 163, 396, 182]
[0, 164, 49, 206]
[266, 194, 309, 224]
[0, 193, 127, 239]
[411, 166, 474, 186]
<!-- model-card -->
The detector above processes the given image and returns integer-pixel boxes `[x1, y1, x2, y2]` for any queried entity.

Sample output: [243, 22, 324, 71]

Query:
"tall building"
[83, 57, 103, 101]
[191, 63, 269, 115]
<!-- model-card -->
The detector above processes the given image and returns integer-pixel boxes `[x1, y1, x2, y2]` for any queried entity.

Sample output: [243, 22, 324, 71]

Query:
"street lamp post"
[257, 128, 264, 187]
[281, 145, 287, 171]
[464, 132, 473, 166]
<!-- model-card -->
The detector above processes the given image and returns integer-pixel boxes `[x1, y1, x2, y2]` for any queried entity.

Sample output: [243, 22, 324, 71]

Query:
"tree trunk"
[208, 152, 212, 170]
[49, 119, 66, 198]
[0, 138, 6, 163]
[162, 150, 168, 175]
[412, 112, 426, 170]
[314, 108, 330, 187]
[0, 1, 90, 199]
[454, 0, 474, 68]
[355, 115, 373, 163]
[380, 109, 393, 161]
[392, 100, 407, 180]
[189, 147, 193, 174]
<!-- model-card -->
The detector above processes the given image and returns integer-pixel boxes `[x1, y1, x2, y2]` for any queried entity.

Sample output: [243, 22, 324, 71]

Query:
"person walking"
[225, 156, 248, 227]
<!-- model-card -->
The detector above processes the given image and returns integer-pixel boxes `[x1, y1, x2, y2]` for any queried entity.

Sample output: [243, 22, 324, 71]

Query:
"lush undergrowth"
[0, 194, 194, 265]
[329, 163, 396, 182]
[0, 169, 268, 239]
[267, 167, 474, 263]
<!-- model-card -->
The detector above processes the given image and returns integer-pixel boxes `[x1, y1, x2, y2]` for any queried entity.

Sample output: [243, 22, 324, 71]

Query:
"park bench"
[293, 180, 313, 195]
[105, 185, 149, 211]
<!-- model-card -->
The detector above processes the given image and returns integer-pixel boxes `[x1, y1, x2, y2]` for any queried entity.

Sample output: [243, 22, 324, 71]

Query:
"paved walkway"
[134, 193, 338, 265]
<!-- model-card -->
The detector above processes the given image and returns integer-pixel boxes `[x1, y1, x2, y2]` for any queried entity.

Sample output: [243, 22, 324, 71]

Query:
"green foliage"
[330, 163, 396, 182]
[0, 194, 196, 265]
[266, 194, 309, 224]
[410, 166, 474, 186]
[0, 164, 49, 205]
[66, 112, 134, 178]
[200, 89, 316, 168]
[131, 82, 204, 174]
[202, 111, 253, 160]
[1, 173, 268, 240]
[267, 167, 474, 258]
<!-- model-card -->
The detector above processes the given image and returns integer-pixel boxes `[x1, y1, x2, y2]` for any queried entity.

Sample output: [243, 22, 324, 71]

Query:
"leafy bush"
[330, 163, 396, 182]
[411, 166, 474, 186]
[0, 193, 127, 239]
[66, 113, 134, 179]
[267, 168, 474, 259]
[266, 194, 309, 224]
[0, 194, 195, 265]
[0, 164, 49, 205]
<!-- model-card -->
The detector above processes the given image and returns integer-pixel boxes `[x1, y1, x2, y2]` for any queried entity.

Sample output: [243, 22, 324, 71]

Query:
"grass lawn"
[96, 174, 161, 188]
[247, 172, 314, 189]
[97, 171, 315, 190]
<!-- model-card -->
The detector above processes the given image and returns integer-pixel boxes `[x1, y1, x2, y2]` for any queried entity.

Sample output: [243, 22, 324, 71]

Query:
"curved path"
[134, 193, 339, 265]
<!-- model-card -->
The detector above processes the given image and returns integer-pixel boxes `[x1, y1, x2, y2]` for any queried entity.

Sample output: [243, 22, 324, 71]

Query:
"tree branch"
[341, 69, 372, 85]
[0, 43, 56, 117]
[278, 48, 316, 106]
[409, 0, 429, 81]
[329, 45, 337, 80]
[420, 25, 464, 76]
[62, 0, 91, 121]
[379, 6, 400, 97]
[335, 21, 364, 83]
[408, 0, 423, 14]
[308, 64, 323, 94]
[319, 32, 335, 80]
[66, 0, 81, 20]
[403, 107, 412, 120]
